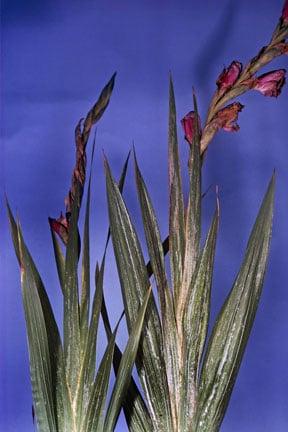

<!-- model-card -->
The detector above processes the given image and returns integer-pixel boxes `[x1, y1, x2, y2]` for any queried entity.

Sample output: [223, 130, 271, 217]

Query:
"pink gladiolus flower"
[49, 213, 69, 245]
[282, 0, 288, 22]
[212, 102, 244, 132]
[181, 111, 201, 145]
[216, 61, 242, 91]
[252, 69, 286, 97]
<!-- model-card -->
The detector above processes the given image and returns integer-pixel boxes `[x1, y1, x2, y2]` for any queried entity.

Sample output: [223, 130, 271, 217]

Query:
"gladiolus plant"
[8, 2, 288, 431]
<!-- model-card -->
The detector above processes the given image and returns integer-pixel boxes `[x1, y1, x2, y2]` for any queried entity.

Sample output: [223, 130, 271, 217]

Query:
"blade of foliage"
[178, 92, 202, 322]
[180, 203, 219, 432]
[168, 75, 185, 304]
[104, 287, 152, 432]
[195, 174, 275, 432]
[7, 202, 73, 431]
[82, 326, 117, 432]
[101, 151, 152, 432]
[104, 150, 131, 251]
[80, 135, 96, 346]
[105, 158, 173, 431]
[72, 258, 105, 429]
[49, 227, 65, 294]
[18, 226, 57, 432]
[63, 183, 81, 399]
[85, 257, 105, 390]
[101, 294, 153, 432]
[134, 150, 180, 429]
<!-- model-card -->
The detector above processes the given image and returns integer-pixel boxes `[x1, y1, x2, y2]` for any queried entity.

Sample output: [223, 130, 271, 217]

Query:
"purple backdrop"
[1, 0, 288, 431]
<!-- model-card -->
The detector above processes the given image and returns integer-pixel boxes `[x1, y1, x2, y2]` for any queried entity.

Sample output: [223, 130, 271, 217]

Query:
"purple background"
[1, 0, 288, 431]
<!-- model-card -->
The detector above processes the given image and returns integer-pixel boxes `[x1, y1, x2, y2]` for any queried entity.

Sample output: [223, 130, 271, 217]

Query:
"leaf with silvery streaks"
[49, 227, 65, 294]
[101, 293, 153, 432]
[104, 151, 131, 251]
[63, 182, 81, 399]
[7, 202, 73, 431]
[177, 92, 202, 323]
[82, 326, 117, 432]
[134, 150, 180, 429]
[180, 204, 219, 432]
[105, 158, 173, 431]
[85, 257, 105, 390]
[18, 227, 57, 432]
[195, 173, 275, 432]
[80, 135, 96, 346]
[104, 287, 152, 432]
[101, 151, 152, 432]
[168, 75, 185, 304]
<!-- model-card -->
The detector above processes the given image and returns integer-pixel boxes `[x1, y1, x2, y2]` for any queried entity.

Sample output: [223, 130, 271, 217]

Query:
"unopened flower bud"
[181, 111, 201, 145]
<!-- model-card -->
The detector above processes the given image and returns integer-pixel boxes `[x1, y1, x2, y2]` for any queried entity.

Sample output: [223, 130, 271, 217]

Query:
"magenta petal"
[181, 111, 201, 145]
[216, 61, 242, 91]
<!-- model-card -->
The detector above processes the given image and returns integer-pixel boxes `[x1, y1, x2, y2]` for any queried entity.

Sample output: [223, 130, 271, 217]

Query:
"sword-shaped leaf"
[63, 183, 81, 399]
[49, 227, 65, 294]
[18, 226, 57, 432]
[104, 287, 152, 432]
[168, 76, 185, 304]
[80, 136, 96, 346]
[101, 152, 153, 432]
[177, 92, 202, 323]
[105, 158, 173, 431]
[101, 293, 153, 432]
[195, 173, 275, 432]
[180, 203, 219, 432]
[7, 202, 73, 431]
[82, 326, 117, 432]
[134, 150, 180, 430]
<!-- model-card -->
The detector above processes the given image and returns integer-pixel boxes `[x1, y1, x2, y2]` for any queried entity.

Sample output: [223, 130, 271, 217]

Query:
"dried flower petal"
[200, 102, 244, 153]
[212, 102, 244, 132]
[181, 111, 201, 145]
[216, 61, 242, 91]
[252, 69, 286, 97]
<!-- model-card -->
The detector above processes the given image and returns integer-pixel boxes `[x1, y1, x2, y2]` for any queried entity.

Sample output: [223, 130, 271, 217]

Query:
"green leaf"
[195, 173, 275, 432]
[18, 227, 57, 432]
[177, 92, 202, 323]
[180, 203, 219, 432]
[105, 158, 173, 431]
[85, 257, 105, 388]
[134, 150, 180, 429]
[82, 326, 117, 432]
[168, 75, 185, 304]
[104, 287, 152, 432]
[101, 294, 153, 432]
[80, 135, 97, 347]
[49, 226, 65, 294]
[63, 183, 81, 399]
[101, 152, 152, 431]
[7, 202, 74, 431]
[104, 151, 131, 251]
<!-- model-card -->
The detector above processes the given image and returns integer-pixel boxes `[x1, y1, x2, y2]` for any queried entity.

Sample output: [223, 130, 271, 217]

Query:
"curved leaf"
[134, 151, 180, 429]
[104, 287, 152, 432]
[168, 76, 185, 304]
[105, 158, 173, 431]
[195, 173, 275, 432]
